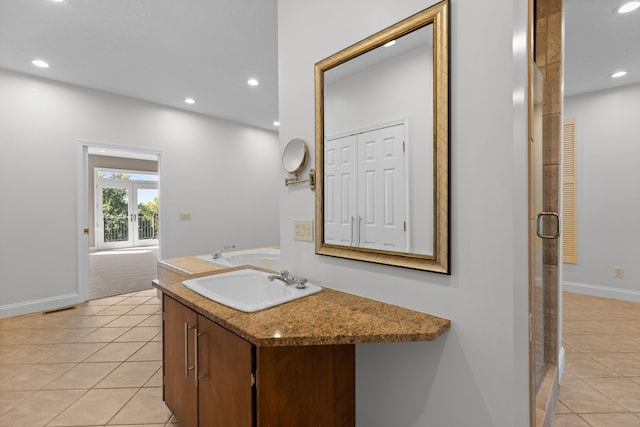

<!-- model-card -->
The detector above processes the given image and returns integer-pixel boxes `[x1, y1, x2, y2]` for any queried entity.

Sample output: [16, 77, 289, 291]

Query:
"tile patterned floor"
[2, 289, 638, 426]
[0, 289, 180, 427]
[552, 292, 640, 426]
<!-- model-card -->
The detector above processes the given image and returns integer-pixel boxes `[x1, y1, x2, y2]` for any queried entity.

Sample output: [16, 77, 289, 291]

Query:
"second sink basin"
[182, 269, 322, 312]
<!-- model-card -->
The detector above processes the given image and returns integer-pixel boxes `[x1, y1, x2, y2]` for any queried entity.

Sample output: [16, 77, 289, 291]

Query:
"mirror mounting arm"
[285, 169, 316, 191]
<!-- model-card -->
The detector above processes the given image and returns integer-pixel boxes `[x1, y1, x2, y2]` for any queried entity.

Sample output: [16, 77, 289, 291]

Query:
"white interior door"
[357, 125, 407, 251]
[324, 123, 407, 251]
[324, 134, 358, 246]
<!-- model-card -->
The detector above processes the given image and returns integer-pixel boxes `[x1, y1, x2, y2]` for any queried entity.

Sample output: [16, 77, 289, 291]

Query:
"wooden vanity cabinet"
[163, 295, 198, 427]
[162, 294, 355, 427]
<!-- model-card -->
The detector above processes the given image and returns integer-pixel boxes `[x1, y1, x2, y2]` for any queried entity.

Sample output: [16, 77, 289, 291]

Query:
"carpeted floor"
[88, 246, 158, 300]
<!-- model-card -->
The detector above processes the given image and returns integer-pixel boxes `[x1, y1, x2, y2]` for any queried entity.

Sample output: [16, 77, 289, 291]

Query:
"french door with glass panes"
[96, 180, 159, 250]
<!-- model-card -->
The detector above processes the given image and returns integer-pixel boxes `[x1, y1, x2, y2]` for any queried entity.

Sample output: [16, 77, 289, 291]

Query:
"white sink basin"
[182, 269, 321, 312]
[197, 248, 280, 271]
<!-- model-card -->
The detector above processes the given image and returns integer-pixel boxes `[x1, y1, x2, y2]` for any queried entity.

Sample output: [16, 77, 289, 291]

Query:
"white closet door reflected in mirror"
[324, 123, 407, 252]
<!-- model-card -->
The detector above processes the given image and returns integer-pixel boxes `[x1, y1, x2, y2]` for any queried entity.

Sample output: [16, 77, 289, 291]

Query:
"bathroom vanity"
[155, 257, 450, 426]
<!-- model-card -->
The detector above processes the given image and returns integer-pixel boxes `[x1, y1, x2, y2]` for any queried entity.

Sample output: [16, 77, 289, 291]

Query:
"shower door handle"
[535, 212, 560, 239]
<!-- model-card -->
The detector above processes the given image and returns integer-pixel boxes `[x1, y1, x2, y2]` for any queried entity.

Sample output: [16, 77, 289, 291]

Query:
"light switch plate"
[179, 211, 192, 221]
[293, 220, 314, 242]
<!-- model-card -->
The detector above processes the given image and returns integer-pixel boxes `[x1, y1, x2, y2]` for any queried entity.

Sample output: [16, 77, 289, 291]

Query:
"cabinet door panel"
[257, 344, 355, 426]
[163, 296, 198, 427]
[198, 315, 253, 427]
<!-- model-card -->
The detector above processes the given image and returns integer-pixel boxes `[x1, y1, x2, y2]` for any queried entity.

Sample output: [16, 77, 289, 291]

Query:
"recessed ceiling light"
[611, 70, 628, 78]
[50, 0, 65, 2]
[618, 1, 640, 13]
[273, 121, 280, 127]
[184, 97, 196, 104]
[247, 78, 259, 87]
[31, 59, 50, 68]
[384, 40, 396, 47]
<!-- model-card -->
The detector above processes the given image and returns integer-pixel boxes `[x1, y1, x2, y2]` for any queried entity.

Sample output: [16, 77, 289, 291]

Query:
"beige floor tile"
[85, 342, 146, 363]
[0, 389, 85, 427]
[86, 296, 129, 306]
[126, 304, 161, 315]
[114, 326, 161, 342]
[563, 320, 640, 335]
[109, 425, 164, 427]
[586, 353, 640, 377]
[42, 342, 107, 363]
[105, 315, 151, 328]
[77, 327, 131, 343]
[580, 412, 640, 426]
[0, 344, 66, 364]
[43, 362, 119, 390]
[138, 314, 162, 327]
[37, 327, 98, 344]
[0, 390, 32, 416]
[76, 315, 121, 328]
[48, 388, 137, 426]
[144, 297, 162, 306]
[563, 334, 640, 353]
[127, 341, 162, 362]
[70, 305, 108, 315]
[117, 296, 154, 305]
[554, 401, 572, 414]
[96, 361, 162, 388]
[558, 377, 627, 413]
[550, 413, 590, 427]
[0, 329, 51, 345]
[0, 363, 75, 391]
[145, 367, 163, 387]
[585, 377, 640, 411]
[565, 353, 621, 378]
[109, 387, 171, 425]
[166, 414, 182, 425]
[97, 305, 136, 316]
[0, 363, 30, 382]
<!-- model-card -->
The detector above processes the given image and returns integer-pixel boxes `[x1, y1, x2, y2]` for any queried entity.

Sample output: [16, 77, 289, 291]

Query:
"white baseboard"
[558, 347, 565, 384]
[0, 294, 83, 319]
[563, 281, 640, 303]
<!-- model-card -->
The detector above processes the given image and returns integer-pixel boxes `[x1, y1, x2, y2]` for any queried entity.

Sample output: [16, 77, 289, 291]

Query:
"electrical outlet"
[614, 267, 624, 279]
[179, 211, 192, 221]
[293, 220, 313, 242]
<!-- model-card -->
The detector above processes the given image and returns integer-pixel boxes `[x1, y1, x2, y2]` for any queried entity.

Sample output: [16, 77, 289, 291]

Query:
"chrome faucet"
[212, 244, 235, 259]
[267, 270, 308, 289]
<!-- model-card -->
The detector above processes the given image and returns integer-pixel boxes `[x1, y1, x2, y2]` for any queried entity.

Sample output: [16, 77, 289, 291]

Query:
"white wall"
[278, 0, 530, 426]
[0, 69, 280, 317]
[563, 82, 640, 301]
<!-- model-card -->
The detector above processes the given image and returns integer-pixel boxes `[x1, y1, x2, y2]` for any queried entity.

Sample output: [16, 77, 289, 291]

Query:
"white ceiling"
[0, 0, 278, 131]
[564, 0, 640, 96]
[0, 0, 637, 131]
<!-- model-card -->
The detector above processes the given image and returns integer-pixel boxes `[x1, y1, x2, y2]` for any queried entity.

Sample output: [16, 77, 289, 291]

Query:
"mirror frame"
[314, 0, 449, 273]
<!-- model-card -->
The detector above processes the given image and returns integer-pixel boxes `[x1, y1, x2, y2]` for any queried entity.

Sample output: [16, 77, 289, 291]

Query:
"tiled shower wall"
[536, 0, 563, 369]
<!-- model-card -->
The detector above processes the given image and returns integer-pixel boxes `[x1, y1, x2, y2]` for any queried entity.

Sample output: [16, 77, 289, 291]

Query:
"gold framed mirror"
[314, 0, 449, 273]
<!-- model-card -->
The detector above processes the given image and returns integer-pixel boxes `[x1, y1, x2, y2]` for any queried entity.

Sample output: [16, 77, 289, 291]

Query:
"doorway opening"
[79, 145, 162, 300]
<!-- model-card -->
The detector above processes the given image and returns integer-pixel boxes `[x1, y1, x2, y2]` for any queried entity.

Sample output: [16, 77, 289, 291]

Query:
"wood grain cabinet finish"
[162, 295, 355, 427]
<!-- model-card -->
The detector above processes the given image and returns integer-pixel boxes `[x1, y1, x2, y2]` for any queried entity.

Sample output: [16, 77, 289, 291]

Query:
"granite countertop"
[154, 259, 451, 347]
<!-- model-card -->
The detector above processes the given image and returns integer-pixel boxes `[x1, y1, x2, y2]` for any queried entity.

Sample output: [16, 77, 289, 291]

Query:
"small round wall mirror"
[282, 138, 308, 174]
